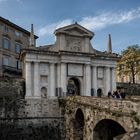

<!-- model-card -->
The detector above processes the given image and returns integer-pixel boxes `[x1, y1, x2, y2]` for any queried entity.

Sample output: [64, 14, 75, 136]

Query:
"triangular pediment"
[54, 23, 94, 39]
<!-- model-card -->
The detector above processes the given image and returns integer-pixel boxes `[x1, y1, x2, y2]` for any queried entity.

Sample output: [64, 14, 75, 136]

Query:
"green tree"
[117, 45, 140, 83]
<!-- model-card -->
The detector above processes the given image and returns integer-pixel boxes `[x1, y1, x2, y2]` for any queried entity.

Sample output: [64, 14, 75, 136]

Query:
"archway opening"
[73, 108, 84, 140]
[93, 119, 126, 140]
[67, 77, 80, 95]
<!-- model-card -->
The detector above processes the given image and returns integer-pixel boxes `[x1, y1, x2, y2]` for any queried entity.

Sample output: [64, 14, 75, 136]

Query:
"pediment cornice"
[54, 23, 94, 39]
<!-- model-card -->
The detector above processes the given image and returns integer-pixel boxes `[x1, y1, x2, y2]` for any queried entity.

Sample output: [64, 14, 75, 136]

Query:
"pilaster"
[111, 67, 116, 92]
[34, 62, 40, 97]
[50, 63, 55, 97]
[92, 66, 97, 96]
[61, 63, 67, 96]
[85, 64, 91, 96]
[105, 66, 111, 95]
[84, 37, 90, 52]
[57, 63, 61, 88]
[25, 62, 32, 97]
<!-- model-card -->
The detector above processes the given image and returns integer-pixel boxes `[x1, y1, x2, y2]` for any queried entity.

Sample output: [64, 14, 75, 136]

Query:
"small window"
[15, 31, 22, 37]
[4, 25, 8, 32]
[15, 43, 22, 53]
[2, 38, 10, 49]
[0, 23, 3, 30]
[3, 56, 10, 66]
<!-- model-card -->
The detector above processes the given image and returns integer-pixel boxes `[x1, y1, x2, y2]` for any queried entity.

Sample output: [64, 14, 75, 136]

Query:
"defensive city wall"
[0, 78, 140, 140]
[0, 78, 65, 140]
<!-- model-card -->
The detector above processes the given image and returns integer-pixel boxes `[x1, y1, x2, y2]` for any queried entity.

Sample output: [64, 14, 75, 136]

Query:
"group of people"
[108, 89, 126, 99]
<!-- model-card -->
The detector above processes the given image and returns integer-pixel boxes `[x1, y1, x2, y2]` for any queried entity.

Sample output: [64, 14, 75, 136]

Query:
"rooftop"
[0, 16, 38, 39]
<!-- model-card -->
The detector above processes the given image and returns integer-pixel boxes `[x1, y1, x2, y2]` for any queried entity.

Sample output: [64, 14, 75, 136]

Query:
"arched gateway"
[93, 119, 126, 140]
[73, 108, 84, 140]
[67, 78, 80, 95]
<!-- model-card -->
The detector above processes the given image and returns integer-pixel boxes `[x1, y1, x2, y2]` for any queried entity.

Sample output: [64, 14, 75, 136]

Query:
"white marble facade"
[21, 23, 118, 98]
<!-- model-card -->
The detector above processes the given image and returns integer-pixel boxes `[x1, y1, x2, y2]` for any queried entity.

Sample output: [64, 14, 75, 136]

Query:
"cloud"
[0, 0, 22, 4]
[38, 7, 140, 37]
[80, 7, 140, 31]
[0, 0, 7, 2]
[38, 19, 73, 36]
[16, 0, 23, 4]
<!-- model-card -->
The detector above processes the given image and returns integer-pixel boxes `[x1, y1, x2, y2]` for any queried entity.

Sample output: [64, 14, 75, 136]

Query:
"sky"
[0, 0, 140, 53]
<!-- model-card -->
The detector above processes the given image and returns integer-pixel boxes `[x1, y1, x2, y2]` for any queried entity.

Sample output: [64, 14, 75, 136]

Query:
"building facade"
[21, 23, 119, 98]
[0, 16, 38, 77]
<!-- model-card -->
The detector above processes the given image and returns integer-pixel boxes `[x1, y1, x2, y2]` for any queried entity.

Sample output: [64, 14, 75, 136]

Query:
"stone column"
[34, 62, 40, 97]
[111, 67, 116, 92]
[105, 67, 111, 96]
[92, 66, 97, 96]
[25, 61, 32, 97]
[50, 63, 55, 97]
[61, 63, 67, 96]
[56, 63, 61, 96]
[57, 63, 61, 88]
[85, 64, 91, 96]
[0, 53, 3, 76]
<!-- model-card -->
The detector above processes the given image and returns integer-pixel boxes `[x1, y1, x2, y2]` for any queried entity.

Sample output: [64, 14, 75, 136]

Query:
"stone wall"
[0, 97, 65, 140]
[0, 77, 140, 140]
[117, 82, 140, 96]
[0, 77, 25, 98]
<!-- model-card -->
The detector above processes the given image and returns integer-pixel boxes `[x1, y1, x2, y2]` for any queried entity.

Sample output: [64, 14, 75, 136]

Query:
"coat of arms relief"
[66, 37, 82, 52]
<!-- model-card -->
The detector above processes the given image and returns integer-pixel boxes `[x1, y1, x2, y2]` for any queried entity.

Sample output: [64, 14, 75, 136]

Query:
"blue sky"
[0, 0, 140, 53]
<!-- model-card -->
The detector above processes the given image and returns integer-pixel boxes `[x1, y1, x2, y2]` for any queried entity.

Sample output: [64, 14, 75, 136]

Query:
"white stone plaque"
[68, 64, 83, 76]
[39, 63, 49, 75]
[97, 67, 103, 78]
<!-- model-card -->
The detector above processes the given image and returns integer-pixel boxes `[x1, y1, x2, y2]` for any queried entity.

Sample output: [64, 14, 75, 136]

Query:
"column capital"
[92, 65, 97, 68]
[105, 66, 110, 69]
[85, 63, 91, 66]
[61, 62, 67, 64]
[26, 61, 31, 64]
[34, 61, 39, 63]
[111, 67, 116, 69]
[49, 62, 56, 64]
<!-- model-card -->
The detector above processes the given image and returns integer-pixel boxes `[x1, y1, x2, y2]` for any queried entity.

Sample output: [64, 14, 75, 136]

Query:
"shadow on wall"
[0, 123, 62, 140]
[93, 119, 126, 140]
[73, 108, 84, 140]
